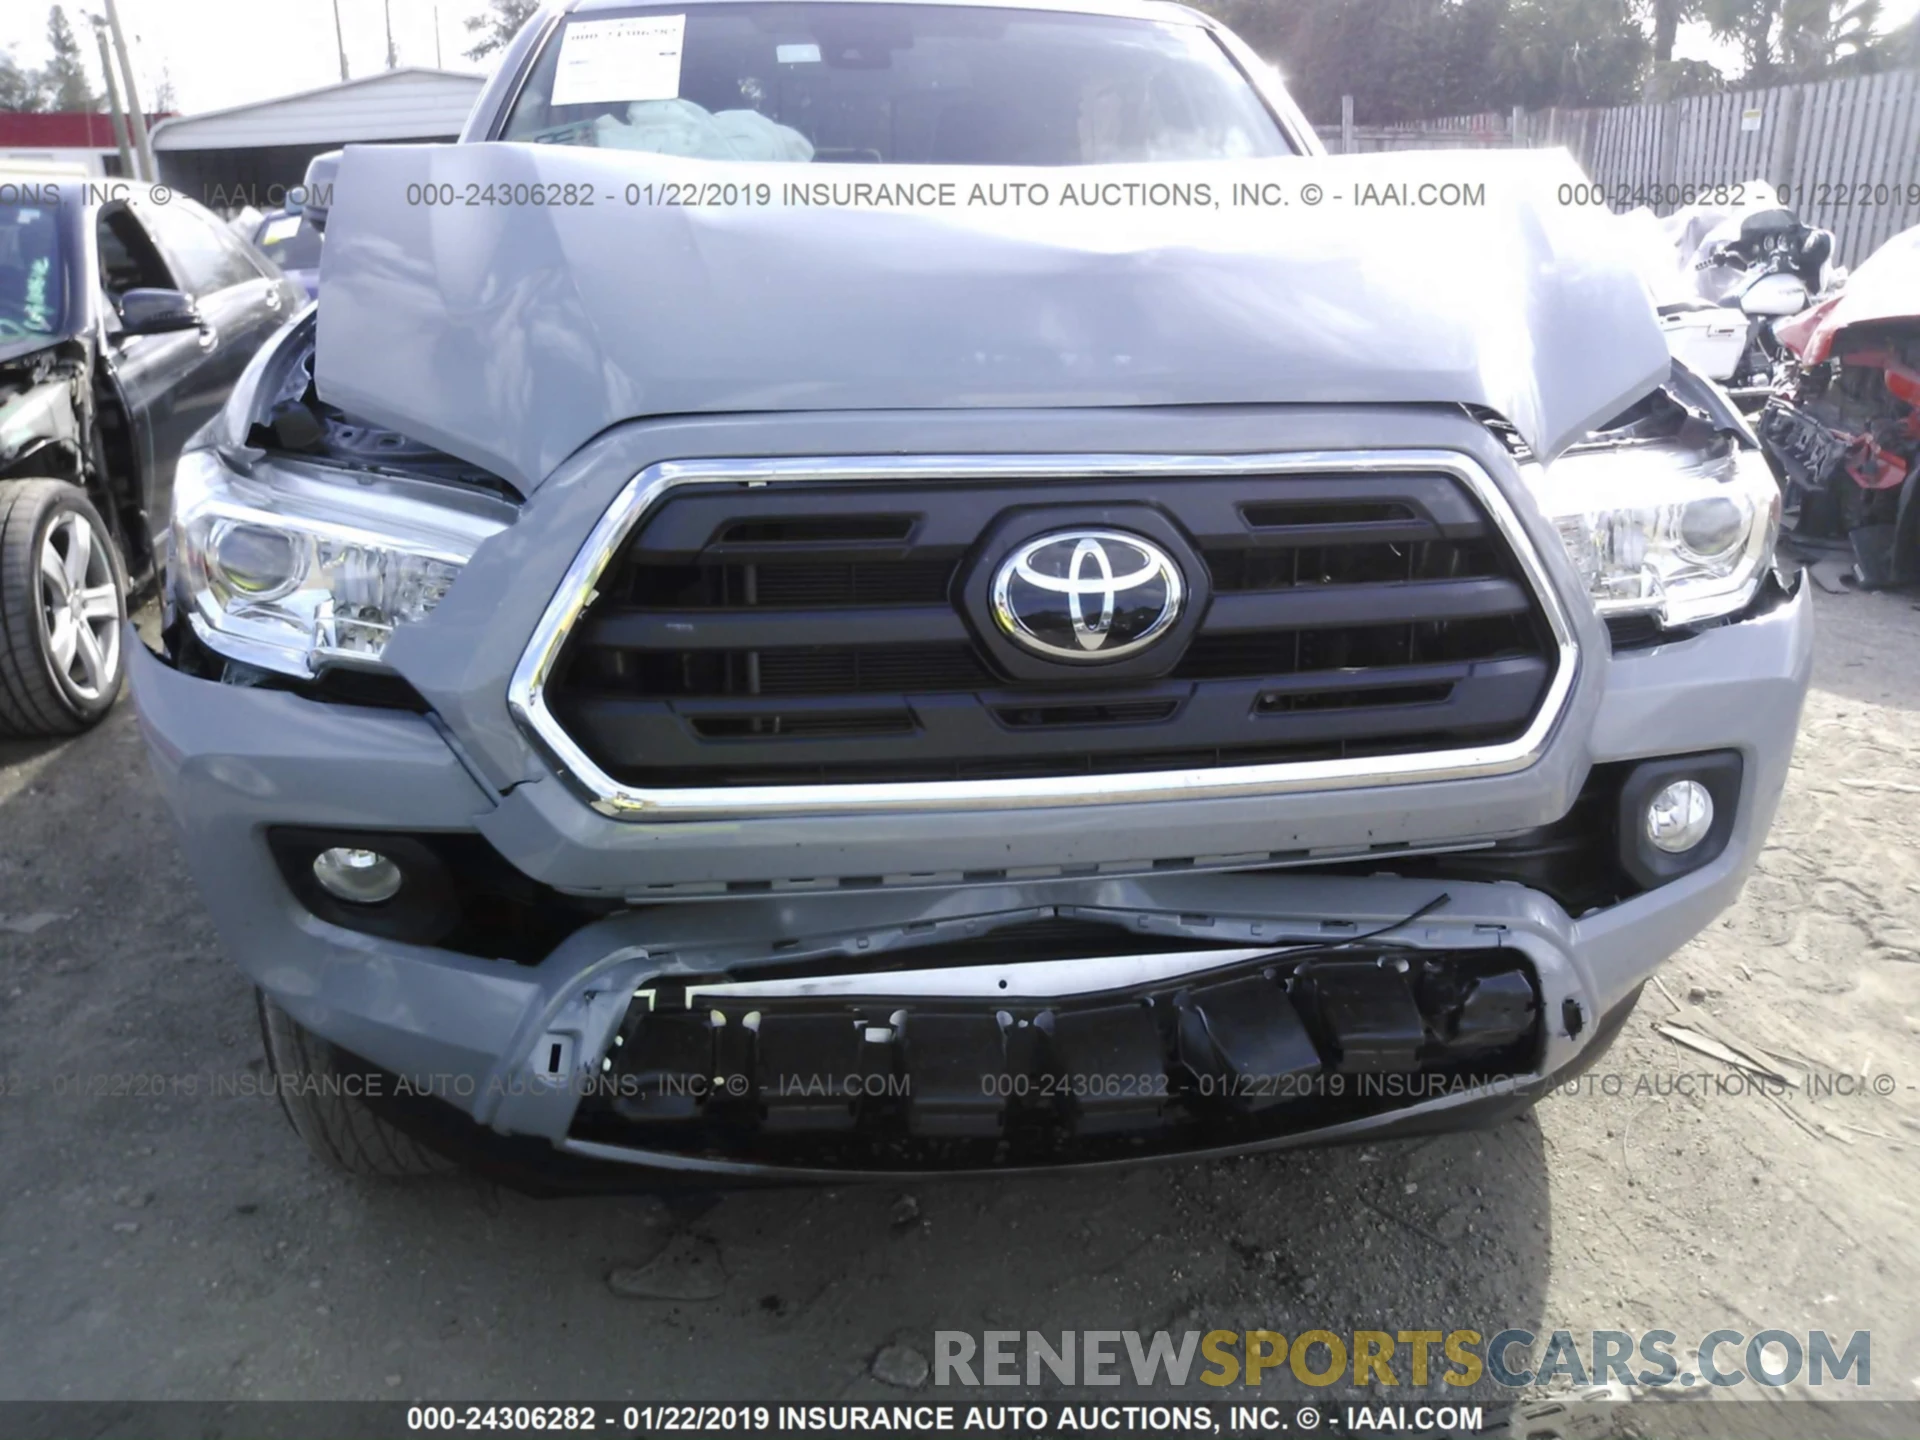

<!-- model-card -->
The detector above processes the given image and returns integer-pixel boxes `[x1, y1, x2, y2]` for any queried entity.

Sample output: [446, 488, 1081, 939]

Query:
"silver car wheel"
[38, 509, 122, 703]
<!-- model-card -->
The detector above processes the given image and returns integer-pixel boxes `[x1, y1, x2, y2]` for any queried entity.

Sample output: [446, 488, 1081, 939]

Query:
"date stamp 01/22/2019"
[1556, 177, 1920, 210]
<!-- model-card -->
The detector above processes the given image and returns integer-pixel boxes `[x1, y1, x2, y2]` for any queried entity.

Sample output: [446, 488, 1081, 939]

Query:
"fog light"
[1617, 752, 1741, 890]
[312, 847, 403, 904]
[1645, 779, 1714, 853]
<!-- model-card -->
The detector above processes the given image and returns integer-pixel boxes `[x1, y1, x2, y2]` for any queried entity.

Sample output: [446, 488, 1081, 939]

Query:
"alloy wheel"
[38, 509, 122, 702]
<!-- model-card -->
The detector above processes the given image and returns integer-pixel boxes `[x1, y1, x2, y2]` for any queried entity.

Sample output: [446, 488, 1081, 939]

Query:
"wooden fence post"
[1768, 85, 1804, 202]
[1341, 95, 1355, 153]
[1655, 95, 1681, 206]
[1511, 104, 1526, 147]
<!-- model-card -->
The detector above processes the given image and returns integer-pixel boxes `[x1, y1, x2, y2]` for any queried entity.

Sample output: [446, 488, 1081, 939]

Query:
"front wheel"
[256, 991, 455, 1177]
[0, 479, 128, 738]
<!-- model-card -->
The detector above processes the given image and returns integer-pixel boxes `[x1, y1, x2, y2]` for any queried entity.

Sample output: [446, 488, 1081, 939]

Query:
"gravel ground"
[0, 585, 1916, 1412]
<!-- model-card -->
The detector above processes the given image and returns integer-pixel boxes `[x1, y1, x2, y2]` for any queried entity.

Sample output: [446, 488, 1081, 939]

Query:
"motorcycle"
[1656, 206, 1836, 410]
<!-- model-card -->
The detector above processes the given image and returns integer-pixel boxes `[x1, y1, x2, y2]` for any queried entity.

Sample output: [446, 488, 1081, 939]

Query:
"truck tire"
[0, 479, 128, 738]
[256, 991, 454, 1178]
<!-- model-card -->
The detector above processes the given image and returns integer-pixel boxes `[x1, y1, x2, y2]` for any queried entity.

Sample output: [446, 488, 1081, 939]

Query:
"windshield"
[252, 210, 323, 270]
[501, 3, 1291, 163]
[0, 203, 65, 343]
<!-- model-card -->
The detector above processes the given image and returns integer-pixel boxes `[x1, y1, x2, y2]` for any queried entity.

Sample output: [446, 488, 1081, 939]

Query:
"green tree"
[1702, 0, 1779, 78]
[1199, 0, 1513, 124]
[464, 0, 540, 61]
[1199, 0, 1646, 123]
[1492, 0, 1651, 107]
[40, 5, 94, 111]
[1701, 0, 1885, 81]
[1648, 0, 1701, 63]
[1877, 10, 1920, 66]
[1781, 0, 1882, 72]
[1647, 56, 1729, 95]
[0, 50, 45, 112]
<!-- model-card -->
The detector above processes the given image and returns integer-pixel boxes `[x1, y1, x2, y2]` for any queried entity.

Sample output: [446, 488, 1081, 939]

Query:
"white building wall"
[152, 69, 487, 151]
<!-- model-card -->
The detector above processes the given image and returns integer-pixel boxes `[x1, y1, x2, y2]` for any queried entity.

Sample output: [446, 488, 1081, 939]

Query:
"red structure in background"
[0, 110, 175, 172]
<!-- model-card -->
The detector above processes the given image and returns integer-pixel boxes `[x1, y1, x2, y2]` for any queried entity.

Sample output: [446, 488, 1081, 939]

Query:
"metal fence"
[1332, 68, 1920, 266]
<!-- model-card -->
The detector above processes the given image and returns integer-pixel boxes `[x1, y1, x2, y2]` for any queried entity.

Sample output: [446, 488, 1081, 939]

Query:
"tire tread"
[256, 992, 453, 1178]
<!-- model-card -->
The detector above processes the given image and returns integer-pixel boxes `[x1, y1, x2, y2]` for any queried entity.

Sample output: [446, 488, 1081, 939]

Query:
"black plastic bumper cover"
[568, 945, 1544, 1172]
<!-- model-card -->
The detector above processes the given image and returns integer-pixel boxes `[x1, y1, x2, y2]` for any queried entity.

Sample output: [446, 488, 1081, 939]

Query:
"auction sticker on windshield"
[551, 15, 687, 106]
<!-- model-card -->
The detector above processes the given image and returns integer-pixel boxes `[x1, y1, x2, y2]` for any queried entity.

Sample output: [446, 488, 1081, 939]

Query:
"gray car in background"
[249, 207, 323, 300]
[130, 0, 1809, 1184]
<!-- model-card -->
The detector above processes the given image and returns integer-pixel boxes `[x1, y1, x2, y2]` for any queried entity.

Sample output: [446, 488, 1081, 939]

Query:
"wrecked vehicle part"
[1532, 431, 1780, 630]
[1761, 347, 1920, 586]
[130, 397, 1812, 1181]
[2, 335, 159, 584]
[1765, 337, 1920, 524]
[1773, 223, 1920, 366]
[160, 313, 525, 702]
[1, 175, 301, 736]
[313, 144, 1671, 491]
[168, 445, 514, 682]
[130, 575, 1805, 1180]
[0, 340, 87, 482]
[1761, 224, 1920, 585]
[579, 926, 1549, 1171]
[129, 0, 1810, 1181]
[238, 315, 521, 501]
[1487, 363, 1784, 643]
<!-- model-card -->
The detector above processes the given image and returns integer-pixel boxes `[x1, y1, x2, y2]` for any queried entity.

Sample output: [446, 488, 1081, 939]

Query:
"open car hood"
[315, 143, 1669, 491]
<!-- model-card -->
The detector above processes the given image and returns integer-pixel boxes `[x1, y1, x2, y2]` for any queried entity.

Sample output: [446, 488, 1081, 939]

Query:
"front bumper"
[127, 552, 1811, 1174]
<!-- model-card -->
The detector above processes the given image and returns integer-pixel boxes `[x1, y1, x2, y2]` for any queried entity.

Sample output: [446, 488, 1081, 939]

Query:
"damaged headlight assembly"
[1531, 443, 1780, 629]
[170, 447, 510, 677]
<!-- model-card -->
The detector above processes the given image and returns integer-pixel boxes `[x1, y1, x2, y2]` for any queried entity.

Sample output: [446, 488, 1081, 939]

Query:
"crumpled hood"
[315, 142, 1669, 491]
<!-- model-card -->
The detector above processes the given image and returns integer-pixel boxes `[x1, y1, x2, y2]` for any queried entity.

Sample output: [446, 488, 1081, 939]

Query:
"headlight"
[1531, 442, 1780, 628]
[171, 448, 511, 677]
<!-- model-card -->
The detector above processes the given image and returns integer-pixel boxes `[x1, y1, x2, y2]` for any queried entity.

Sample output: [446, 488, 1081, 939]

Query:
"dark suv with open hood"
[0, 170, 299, 736]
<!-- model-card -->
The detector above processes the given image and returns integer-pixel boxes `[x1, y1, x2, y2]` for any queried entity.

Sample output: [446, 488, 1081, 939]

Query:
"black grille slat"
[624, 560, 957, 609]
[581, 604, 970, 652]
[752, 562, 955, 607]
[547, 469, 1557, 787]
[1204, 578, 1529, 633]
[558, 662, 1551, 775]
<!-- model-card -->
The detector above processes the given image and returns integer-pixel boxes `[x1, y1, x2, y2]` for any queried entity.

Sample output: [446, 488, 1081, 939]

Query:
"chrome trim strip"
[507, 451, 1580, 819]
[685, 946, 1280, 1003]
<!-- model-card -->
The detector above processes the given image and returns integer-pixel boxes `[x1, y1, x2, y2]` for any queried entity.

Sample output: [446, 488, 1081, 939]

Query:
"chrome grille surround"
[507, 452, 1580, 819]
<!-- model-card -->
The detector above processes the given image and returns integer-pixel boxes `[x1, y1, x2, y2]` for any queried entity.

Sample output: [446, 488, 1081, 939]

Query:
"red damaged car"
[1760, 224, 1920, 586]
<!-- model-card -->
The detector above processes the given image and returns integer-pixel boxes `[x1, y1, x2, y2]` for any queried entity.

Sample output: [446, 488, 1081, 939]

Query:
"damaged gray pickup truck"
[131, 0, 1810, 1184]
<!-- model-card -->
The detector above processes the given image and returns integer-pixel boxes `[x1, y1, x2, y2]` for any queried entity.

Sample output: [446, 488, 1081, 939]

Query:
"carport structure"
[150, 67, 486, 215]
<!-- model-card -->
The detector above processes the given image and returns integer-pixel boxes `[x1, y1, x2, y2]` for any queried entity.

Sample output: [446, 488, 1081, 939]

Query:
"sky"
[0, 0, 1917, 115]
[0, 0, 497, 114]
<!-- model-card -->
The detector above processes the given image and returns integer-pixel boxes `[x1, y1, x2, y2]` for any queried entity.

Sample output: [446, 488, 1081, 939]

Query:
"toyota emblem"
[990, 530, 1185, 661]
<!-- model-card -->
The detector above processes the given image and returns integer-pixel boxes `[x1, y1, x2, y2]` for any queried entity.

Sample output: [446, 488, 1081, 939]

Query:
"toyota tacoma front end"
[129, 0, 1809, 1182]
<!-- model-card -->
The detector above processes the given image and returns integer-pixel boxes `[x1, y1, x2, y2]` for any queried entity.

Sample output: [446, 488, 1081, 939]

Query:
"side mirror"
[292, 149, 342, 236]
[117, 287, 203, 336]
